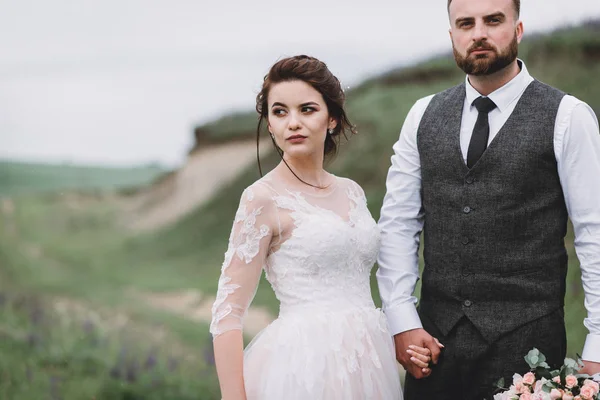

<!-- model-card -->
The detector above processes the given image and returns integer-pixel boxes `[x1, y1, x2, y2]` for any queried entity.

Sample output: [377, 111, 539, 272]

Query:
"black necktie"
[467, 96, 497, 168]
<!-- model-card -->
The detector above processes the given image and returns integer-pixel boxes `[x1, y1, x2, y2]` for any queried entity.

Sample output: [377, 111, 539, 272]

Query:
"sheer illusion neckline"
[289, 189, 356, 224]
[267, 187, 360, 259]
[266, 170, 340, 198]
[290, 174, 340, 198]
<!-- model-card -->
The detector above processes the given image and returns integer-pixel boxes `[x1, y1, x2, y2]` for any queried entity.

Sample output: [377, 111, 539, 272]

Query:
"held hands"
[393, 328, 444, 379]
[579, 360, 600, 376]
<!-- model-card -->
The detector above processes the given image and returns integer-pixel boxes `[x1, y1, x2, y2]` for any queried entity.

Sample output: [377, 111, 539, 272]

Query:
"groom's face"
[448, 0, 523, 76]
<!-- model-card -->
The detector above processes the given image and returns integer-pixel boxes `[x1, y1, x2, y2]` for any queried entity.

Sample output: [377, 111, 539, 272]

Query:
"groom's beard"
[452, 32, 519, 76]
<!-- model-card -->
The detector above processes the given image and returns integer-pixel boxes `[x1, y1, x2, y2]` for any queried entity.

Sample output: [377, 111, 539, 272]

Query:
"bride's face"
[267, 80, 336, 160]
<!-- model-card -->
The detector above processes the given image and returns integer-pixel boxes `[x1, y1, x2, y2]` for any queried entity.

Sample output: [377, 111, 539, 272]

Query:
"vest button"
[466, 176, 475, 184]
[463, 300, 472, 307]
[463, 206, 472, 214]
[461, 237, 470, 245]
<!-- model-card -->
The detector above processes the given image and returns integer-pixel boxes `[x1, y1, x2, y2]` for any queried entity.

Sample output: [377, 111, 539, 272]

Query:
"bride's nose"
[287, 112, 301, 130]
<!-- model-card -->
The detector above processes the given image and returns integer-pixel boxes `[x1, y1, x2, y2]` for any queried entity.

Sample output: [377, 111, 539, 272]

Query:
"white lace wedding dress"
[210, 172, 402, 399]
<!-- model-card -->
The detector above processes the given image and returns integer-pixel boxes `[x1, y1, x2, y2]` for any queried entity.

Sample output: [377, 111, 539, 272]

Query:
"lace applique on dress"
[210, 187, 272, 337]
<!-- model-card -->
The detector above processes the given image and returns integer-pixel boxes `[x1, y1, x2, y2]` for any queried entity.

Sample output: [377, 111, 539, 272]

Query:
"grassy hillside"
[0, 160, 167, 196]
[1, 21, 598, 399]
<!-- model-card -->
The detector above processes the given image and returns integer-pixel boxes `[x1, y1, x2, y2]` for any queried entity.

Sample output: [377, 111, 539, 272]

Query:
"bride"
[209, 55, 431, 400]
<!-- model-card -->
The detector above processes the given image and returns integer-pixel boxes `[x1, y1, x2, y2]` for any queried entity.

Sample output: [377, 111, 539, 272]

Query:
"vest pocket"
[498, 265, 542, 277]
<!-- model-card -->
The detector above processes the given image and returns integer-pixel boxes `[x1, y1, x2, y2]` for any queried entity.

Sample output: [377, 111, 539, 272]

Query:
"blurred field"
[0, 160, 167, 197]
[0, 21, 598, 399]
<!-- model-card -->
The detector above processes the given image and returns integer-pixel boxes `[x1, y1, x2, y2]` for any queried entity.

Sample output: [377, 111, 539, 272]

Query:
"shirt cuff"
[383, 302, 423, 335]
[582, 334, 600, 363]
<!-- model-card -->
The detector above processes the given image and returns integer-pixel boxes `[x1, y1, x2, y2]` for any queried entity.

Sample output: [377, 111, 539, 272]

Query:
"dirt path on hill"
[123, 140, 272, 232]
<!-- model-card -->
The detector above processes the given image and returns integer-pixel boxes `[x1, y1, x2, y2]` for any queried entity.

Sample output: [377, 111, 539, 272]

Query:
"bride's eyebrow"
[300, 102, 320, 107]
[271, 101, 321, 108]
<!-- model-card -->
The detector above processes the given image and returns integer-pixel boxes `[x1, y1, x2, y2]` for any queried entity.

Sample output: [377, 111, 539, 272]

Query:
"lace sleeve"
[210, 185, 274, 338]
[347, 178, 368, 206]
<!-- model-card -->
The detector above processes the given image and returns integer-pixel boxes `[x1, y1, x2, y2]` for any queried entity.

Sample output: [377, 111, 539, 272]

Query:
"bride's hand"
[406, 340, 443, 375]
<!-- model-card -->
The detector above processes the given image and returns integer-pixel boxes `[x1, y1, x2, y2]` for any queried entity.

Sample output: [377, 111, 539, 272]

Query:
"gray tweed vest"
[416, 80, 568, 342]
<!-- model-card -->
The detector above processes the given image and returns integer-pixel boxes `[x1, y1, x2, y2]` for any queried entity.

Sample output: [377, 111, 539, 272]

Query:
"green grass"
[0, 21, 598, 399]
[0, 195, 223, 398]
[0, 160, 168, 197]
[0, 290, 219, 400]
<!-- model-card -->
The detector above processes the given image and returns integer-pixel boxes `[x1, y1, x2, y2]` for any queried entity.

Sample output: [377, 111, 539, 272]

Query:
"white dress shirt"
[377, 60, 600, 362]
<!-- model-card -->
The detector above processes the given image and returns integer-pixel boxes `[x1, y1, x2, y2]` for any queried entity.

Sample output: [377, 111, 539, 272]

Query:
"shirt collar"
[465, 59, 534, 113]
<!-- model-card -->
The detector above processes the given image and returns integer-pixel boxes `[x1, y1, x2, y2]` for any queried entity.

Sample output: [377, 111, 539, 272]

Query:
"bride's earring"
[327, 128, 334, 135]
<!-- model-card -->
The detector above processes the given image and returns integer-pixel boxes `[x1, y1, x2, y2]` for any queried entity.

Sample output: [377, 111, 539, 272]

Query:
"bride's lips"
[287, 135, 307, 143]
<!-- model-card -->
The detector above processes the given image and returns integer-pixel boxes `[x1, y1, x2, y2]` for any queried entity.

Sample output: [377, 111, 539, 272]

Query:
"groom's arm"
[556, 98, 600, 373]
[376, 95, 432, 335]
[377, 96, 441, 378]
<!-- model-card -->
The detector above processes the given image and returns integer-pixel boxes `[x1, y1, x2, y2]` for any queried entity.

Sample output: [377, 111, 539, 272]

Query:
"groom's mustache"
[468, 41, 496, 54]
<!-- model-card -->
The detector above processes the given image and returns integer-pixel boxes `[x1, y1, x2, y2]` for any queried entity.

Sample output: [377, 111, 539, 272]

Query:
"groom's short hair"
[447, 0, 521, 18]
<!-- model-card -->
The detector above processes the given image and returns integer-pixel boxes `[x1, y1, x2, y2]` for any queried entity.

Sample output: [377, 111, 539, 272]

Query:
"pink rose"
[583, 380, 599, 395]
[494, 390, 519, 400]
[521, 392, 533, 400]
[523, 372, 537, 386]
[565, 375, 578, 389]
[514, 374, 524, 386]
[550, 388, 564, 399]
[563, 393, 574, 400]
[515, 381, 526, 394]
[574, 396, 582, 400]
[580, 385, 595, 399]
[553, 376, 562, 384]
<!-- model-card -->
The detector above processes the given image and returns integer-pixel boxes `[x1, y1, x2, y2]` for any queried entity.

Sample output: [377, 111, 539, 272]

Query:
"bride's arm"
[214, 331, 247, 399]
[210, 186, 275, 399]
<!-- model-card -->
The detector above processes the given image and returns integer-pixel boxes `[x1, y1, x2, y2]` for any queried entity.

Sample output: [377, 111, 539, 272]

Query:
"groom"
[377, 0, 600, 398]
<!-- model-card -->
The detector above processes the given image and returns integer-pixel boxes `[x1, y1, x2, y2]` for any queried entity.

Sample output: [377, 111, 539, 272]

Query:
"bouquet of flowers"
[493, 348, 600, 400]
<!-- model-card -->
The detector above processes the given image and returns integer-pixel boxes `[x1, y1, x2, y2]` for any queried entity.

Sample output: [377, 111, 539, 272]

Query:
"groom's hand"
[579, 360, 600, 376]
[393, 328, 442, 379]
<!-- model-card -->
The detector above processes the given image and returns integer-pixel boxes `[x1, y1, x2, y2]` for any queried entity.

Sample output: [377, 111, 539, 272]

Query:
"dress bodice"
[210, 172, 381, 337]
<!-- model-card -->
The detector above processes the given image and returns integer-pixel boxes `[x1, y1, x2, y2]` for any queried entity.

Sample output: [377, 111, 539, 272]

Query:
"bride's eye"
[272, 108, 287, 116]
[301, 106, 316, 113]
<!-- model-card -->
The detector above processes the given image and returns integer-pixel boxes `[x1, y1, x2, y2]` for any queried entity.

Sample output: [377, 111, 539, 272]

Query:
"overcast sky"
[1, 0, 599, 167]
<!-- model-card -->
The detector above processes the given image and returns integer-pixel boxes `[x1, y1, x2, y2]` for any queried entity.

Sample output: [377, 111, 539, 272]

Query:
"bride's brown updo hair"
[255, 55, 357, 180]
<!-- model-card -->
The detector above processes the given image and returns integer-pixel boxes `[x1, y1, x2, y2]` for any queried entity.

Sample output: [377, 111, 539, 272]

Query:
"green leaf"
[496, 377, 505, 389]
[525, 348, 542, 368]
[543, 384, 552, 393]
[538, 352, 547, 364]
[536, 366, 552, 380]
[564, 357, 578, 369]
[542, 379, 555, 393]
